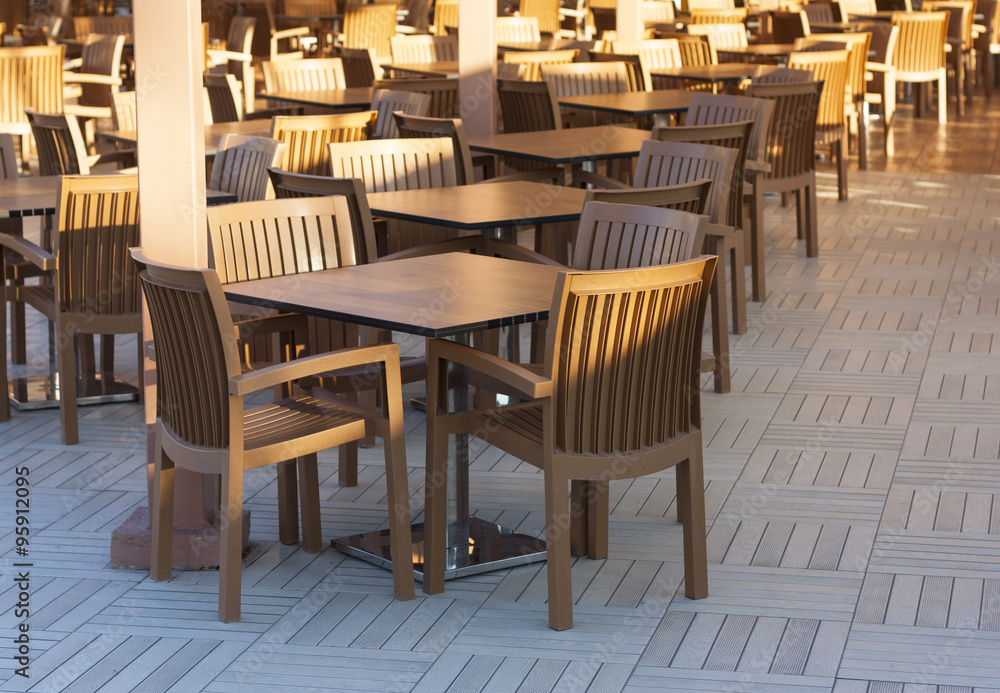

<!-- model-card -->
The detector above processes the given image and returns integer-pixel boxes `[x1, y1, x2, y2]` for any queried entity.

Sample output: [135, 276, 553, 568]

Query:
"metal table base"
[9, 372, 139, 410]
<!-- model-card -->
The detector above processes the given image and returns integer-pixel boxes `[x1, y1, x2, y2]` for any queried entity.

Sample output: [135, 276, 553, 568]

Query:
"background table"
[260, 87, 375, 111]
[557, 90, 693, 118]
[102, 120, 272, 156]
[467, 124, 651, 167]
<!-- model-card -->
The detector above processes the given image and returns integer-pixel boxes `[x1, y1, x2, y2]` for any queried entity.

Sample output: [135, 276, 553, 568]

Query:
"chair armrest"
[273, 26, 311, 40]
[427, 338, 553, 402]
[229, 342, 400, 396]
[206, 48, 253, 65]
[63, 72, 122, 86]
[745, 158, 771, 174]
[0, 235, 55, 270]
[63, 57, 83, 70]
[865, 61, 892, 73]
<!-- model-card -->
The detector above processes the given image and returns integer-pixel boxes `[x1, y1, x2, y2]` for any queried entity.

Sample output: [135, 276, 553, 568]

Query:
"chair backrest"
[132, 249, 240, 450]
[204, 73, 244, 123]
[571, 199, 705, 270]
[690, 8, 749, 24]
[111, 90, 137, 131]
[503, 49, 579, 82]
[633, 139, 738, 226]
[73, 15, 133, 42]
[540, 61, 632, 96]
[610, 38, 683, 89]
[262, 57, 348, 92]
[269, 111, 376, 174]
[265, 168, 379, 260]
[857, 21, 899, 65]
[26, 110, 90, 176]
[327, 136, 460, 192]
[923, 0, 974, 47]
[496, 16, 542, 43]
[891, 11, 948, 75]
[688, 23, 748, 50]
[433, 0, 459, 35]
[342, 2, 398, 60]
[770, 10, 811, 43]
[374, 78, 458, 118]
[0, 133, 18, 178]
[338, 47, 380, 87]
[802, 1, 840, 24]
[797, 32, 872, 103]
[390, 34, 458, 62]
[519, 0, 564, 36]
[56, 174, 141, 319]
[497, 62, 527, 80]
[226, 15, 255, 54]
[588, 51, 647, 91]
[497, 77, 563, 132]
[689, 0, 737, 8]
[0, 45, 65, 133]
[744, 80, 821, 181]
[370, 88, 431, 139]
[584, 180, 713, 217]
[674, 34, 716, 66]
[210, 134, 286, 202]
[544, 256, 717, 452]
[786, 49, 849, 127]
[650, 120, 753, 229]
[840, 0, 878, 14]
[750, 65, 814, 83]
[686, 92, 776, 163]
[15, 25, 54, 46]
[392, 113, 476, 186]
[74, 33, 125, 110]
[643, 0, 676, 24]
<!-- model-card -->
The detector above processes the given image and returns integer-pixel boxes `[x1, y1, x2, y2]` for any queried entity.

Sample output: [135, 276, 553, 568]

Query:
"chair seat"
[468, 401, 544, 448]
[244, 393, 366, 456]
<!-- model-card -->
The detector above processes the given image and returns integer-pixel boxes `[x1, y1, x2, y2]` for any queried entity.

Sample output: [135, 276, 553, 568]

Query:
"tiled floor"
[3, 92, 1000, 692]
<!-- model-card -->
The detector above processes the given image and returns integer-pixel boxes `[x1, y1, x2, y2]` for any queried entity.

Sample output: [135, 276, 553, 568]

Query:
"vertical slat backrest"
[393, 113, 476, 186]
[923, 1, 974, 46]
[750, 65, 814, 83]
[73, 16, 133, 42]
[745, 80, 821, 181]
[610, 39, 682, 90]
[571, 200, 704, 270]
[133, 252, 236, 451]
[496, 16, 542, 43]
[519, 0, 562, 36]
[688, 23, 749, 50]
[210, 135, 287, 202]
[787, 49, 848, 127]
[541, 61, 632, 96]
[327, 137, 459, 192]
[797, 32, 872, 104]
[840, 0, 878, 13]
[370, 88, 431, 139]
[686, 92, 775, 163]
[26, 110, 88, 176]
[690, 8, 748, 23]
[265, 169, 379, 262]
[0, 133, 18, 178]
[261, 57, 348, 91]
[689, 0, 736, 7]
[375, 78, 459, 118]
[433, 0, 459, 35]
[0, 45, 65, 128]
[389, 34, 458, 62]
[650, 120, 753, 229]
[204, 73, 243, 123]
[56, 174, 140, 317]
[891, 11, 948, 75]
[110, 90, 137, 131]
[584, 180, 714, 217]
[770, 10, 810, 43]
[78, 34, 124, 108]
[226, 15, 256, 53]
[338, 47, 379, 87]
[643, 0, 676, 23]
[270, 111, 376, 174]
[633, 139, 738, 226]
[343, 3, 398, 60]
[546, 257, 717, 454]
[503, 49, 578, 82]
[205, 195, 360, 286]
[497, 78, 563, 132]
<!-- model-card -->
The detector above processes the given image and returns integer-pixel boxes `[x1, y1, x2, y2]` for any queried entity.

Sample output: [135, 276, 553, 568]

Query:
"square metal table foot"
[9, 373, 139, 411]
[331, 516, 547, 582]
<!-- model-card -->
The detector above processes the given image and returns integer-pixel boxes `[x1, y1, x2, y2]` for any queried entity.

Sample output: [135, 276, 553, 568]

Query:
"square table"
[650, 63, 769, 87]
[383, 61, 459, 78]
[225, 252, 566, 580]
[101, 120, 273, 156]
[467, 124, 651, 168]
[716, 44, 798, 62]
[556, 89, 693, 118]
[259, 86, 375, 111]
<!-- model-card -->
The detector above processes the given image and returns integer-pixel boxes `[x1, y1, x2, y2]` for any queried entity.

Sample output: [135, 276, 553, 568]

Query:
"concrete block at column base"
[110, 506, 251, 570]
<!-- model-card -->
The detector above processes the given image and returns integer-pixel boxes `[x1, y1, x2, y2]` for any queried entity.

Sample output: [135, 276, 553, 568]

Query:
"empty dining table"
[259, 86, 376, 110]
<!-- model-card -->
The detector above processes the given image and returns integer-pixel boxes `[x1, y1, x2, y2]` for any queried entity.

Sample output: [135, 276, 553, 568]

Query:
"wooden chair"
[205, 16, 256, 115]
[588, 51, 648, 91]
[432, 0, 458, 36]
[26, 110, 135, 176]
[269, 111, 376, 174]
[239, 0, 312, 62]
[644, 0, 677, 27]
[0, 175, 142, 444]
[974, 0, 999, 97]
[209, 134, 286, 202]
[890, 11, 949, 124]
[135, 247, 414, 623]
[110, 90, 137, 131]
[690, 8, 749, 24]
[424, 254, 716, 630]
[497, 62, 528, 80]
[583, 179, 713, 216]
[262, 57, 348, 92]
[389, 34, 457, 63]
[840, 0, 879, 14]
[62, 34, 124, 147]
[690, 0, 737, 8]
[337, 46, 381, 87]
[503, 48, 579, 82]
[652, 121, 753, 335]
[803, 1, 843, 25]
[750, 65, 814, 83]
[374, 78, 458, 118]
[496, 77, 566, 174]
[787, 49, 849, 200]
[282, 0, 340, 55]
[391, 113, 480, 185]
[0, 45, 65, 172]
[496, 16, 543, 44]
[369, 88, 430, 139]
[745, 80, 822, 263]
[923, 0, 975, 116]
[520, 0, 577, 38]
[688, 23, 749, 57]
[685, 92, 775, 302]
[72, 15, 133, 42]
[14, 25, 55, 46]
[337, 3, 399, 62]
[858, 22, 899, 156]
[609, 38, 684, 90]
[770, 10, 811, 43]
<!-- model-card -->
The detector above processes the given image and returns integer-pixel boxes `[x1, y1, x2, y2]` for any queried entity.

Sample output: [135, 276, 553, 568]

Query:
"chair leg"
[937, 73, 948, 124]
[298, 454, 323, 553]
[423, 359, 449, 596]
[219, 462, 244, 622]
[545, 466, 573, 630]
[383, 394, 416, 603]
[676, 448, 709, 600]
[804, 181, 819, 258]
[10, 283, 25, 364]
[729, 230, 748, 334]
[338, 441, 359, 487]
[277, 461, 299, 544]
[705, 235, 731, 394]
[585, 479, 608, 560]
[749, 182, 766, 302]
[100, 335, 115, 374]
[57, 327, 79, 445]
[149, 434, 174, 582]
[0, 277, 9, 423]
[836, 137, 848, 202]
[884, 79, 895, 157]
[857, 102, 868, 171]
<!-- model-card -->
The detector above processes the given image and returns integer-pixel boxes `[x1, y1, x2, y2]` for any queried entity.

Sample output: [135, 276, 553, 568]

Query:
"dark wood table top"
[650, 63, 763, 83]
[557, 90, 693, 116]
[809, 21, 865, 32]
[383, 61, 459, 78]
[260, 87, 375, 109]
[367, 181, 587, 230]
[467, 125, 651, 164]
[101, 120, 273, 155]
[718, 43, 798, 57]
[224, 252, 564, 338]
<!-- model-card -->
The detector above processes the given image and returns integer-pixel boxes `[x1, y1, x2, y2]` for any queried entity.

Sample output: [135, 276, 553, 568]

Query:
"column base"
[110, 506, 251, 570]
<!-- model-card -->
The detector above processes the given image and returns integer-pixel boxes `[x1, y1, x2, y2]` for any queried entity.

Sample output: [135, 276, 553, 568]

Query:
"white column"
[617, 0, 644, 41]
[133, 0, 207, 267]
[457, 0, 496, 137]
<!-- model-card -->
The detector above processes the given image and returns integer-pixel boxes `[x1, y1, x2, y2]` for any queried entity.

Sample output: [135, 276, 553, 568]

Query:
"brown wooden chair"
[858, 21, 899, 156]
[496, 16, 543, 44]
[0, 132, 29, 402]
[239, 0, 312, 63]
[369, 88, 431, 139]
[209, 134, 286, 202]
[73, 15, 133, 42]
[0, 175, 142, 444]
[337, 46, 381, 87]
[389, 34, 457, 63]
[923, 0, 975, 117]
[770, 10, 811, 43]
[974, 0, 999, 97]
[391, 113, 481, 185]
[541, 61, 633, 127]
[688, 23, 749, 58]
[690, 7, 749, 24]
[503, 48, 579, 82]
[134, 247, 415, 623]
[269, 111, 376, 174]
[609, 38, 684, 90]
[262, 56, 348, 92]
[110, 90, 137, 131]
[336, 2, 399, 63]
[14, 25, 55, 46]
[432, 0, 458, 36]
[749, 65, 815, 83]
[281, 0, 340, 55]
[891, 11, 949, 124]
[374, 78, 459, 118]
[583, 179, 713, 216]
[62, 34, 124, 147]
[0, 45, 65, 173]
[496, 78, 563, 174]
[424, 253, 716, 630]
[205, 16, 256, 115]
[204, 73, 246, 124]
[745, 80, 822, 262]
[26, 110, 135, 176]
